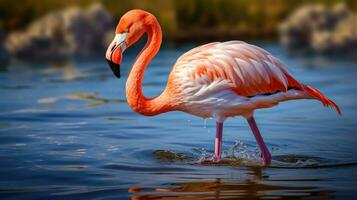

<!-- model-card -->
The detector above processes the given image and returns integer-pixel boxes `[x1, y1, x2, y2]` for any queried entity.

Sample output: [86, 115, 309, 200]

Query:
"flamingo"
[105, 10, 341, 166]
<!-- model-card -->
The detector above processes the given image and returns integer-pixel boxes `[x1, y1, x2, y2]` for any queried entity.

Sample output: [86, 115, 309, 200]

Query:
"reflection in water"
[154, 150, 193, 163]
[129, 169, 334, 199]
[37, 61, 79, 81]
[64, 93, 111, 108]
[37, 92, 123, 109]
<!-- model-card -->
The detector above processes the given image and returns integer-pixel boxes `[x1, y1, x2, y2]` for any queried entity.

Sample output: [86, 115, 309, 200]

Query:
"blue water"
[0, 42, 357, 199]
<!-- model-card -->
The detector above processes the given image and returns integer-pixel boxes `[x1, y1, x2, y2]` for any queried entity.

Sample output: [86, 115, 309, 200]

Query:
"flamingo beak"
[105, 33, 127, 78]
[106, 59, 121, 78]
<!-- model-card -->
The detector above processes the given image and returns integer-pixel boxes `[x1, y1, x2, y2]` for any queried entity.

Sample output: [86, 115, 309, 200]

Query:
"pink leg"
[247, 117, 272, 166]
[213, 121, 223, 162]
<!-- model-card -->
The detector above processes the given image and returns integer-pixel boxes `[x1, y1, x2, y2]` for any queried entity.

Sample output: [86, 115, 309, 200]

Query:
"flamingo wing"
[172, 41, 340, 114]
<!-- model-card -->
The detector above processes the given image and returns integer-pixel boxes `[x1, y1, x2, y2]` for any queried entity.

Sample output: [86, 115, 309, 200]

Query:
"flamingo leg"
[213, 121, 223, 162]
[247, 117, 272, 166]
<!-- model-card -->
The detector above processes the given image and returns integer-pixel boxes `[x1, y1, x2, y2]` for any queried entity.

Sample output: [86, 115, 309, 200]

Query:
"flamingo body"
[105, 9, 340, 166]
[168, 41, 340, 121]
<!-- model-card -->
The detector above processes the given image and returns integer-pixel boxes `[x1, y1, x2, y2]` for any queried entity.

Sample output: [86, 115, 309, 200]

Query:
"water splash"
[272, 155, 322, 168]
[225, 140, 261, 162]
[185, 141, 262, 165]
[195, 148, 209, 162]
[153, 141, 357, 168]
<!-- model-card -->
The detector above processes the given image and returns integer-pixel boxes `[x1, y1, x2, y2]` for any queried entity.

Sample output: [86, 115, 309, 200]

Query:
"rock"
[310, 30, 333, 53]
[279, 3, 357, 56]
[86, 4, 114, 49]
[5, 3, 114, 63]
[331, 15, 357, 52]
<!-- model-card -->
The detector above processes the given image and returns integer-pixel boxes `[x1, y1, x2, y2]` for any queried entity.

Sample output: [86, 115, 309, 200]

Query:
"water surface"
[1, 42, 357, 199]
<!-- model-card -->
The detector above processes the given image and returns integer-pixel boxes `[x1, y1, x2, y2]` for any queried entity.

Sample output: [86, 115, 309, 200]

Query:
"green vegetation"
[0, 0, 356, 40]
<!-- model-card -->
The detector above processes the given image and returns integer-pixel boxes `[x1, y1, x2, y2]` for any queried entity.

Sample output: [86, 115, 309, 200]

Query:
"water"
[1, 42, 357, 199]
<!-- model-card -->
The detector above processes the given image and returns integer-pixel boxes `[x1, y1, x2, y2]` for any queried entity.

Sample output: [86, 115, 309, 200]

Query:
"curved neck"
[125, 19, 173, 116]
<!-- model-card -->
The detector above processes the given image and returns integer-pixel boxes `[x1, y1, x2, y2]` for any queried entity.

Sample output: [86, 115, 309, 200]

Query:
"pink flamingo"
[105, 10, 340, 166]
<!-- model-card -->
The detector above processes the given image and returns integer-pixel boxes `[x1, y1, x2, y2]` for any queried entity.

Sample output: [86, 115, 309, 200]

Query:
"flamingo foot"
[261, 149, 272, 166]
[211, 154, 221, 163]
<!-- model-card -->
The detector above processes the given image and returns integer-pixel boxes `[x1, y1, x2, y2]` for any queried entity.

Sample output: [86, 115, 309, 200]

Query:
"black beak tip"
[106, 59, 121, 78]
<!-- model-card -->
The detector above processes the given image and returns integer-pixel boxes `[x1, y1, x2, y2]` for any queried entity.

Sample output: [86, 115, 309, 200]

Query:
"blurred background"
[0, 0, 357, 64]
[1, 1, 357, 199]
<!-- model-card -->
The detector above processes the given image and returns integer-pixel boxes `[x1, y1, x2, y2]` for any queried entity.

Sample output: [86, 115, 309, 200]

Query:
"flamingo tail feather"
[303, 85, 341, 115]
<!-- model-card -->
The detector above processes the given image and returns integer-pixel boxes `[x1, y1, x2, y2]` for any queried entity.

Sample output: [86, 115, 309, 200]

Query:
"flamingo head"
[105, 9, 153, 78]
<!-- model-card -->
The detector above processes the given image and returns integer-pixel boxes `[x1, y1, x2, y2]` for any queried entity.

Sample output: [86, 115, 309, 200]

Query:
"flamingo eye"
[124, 28, 129, 33]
